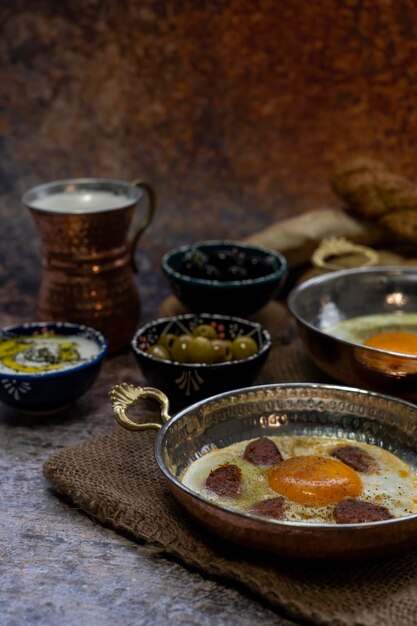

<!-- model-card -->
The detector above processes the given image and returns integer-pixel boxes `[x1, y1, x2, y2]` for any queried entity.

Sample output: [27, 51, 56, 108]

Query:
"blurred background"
[1, 0, 417, 321]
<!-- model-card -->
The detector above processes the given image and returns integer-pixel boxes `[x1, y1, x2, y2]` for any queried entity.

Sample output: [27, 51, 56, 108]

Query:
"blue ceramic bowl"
[161, 240, 288, 316]
[131, 313, 271, 410]
[0, 321, 108, 413]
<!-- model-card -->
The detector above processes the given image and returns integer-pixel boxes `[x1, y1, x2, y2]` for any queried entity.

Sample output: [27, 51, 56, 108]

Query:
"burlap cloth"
[43, 326, 417, 626]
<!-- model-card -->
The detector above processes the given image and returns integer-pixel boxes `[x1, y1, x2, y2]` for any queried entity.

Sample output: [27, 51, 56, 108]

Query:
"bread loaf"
[331, 157, 417, 243]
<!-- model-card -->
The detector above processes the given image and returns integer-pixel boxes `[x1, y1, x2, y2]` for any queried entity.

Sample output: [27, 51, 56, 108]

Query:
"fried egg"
[328, 312, 417, 355]
[363, 331, 417, 355]
[180, 436, 417, 524]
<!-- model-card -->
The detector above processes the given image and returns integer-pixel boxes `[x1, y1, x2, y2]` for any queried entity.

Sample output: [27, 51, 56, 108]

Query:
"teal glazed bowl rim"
[161, 240, 288, 289]
[0, 321, 108, 380]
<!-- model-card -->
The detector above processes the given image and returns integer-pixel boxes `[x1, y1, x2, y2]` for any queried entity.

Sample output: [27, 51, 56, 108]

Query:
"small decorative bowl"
[161, 240, 288, 316]
[0, 321, 108, 413]
[131, 313, 271, 409]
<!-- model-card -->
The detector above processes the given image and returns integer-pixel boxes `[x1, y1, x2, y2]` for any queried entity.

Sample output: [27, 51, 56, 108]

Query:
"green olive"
[211, 339, 233, 363]
[170, 334, 193, 363]
[230, 335, 258, 360]
[157, 333, 177, 351]
[187, 336, 215, 364]
[147, 344, 171, 361]
[192, 324, 218, 340]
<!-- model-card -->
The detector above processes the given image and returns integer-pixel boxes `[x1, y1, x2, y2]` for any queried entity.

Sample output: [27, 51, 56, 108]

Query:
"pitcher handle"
[129, 180, 157, 273]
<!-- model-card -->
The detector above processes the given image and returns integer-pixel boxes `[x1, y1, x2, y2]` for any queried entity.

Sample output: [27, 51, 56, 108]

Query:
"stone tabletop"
[0, 354, 297, 626]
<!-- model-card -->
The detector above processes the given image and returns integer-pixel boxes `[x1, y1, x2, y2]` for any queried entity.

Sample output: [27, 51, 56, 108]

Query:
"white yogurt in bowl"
[0, 333, 101, 375]
[0, 322, 108, 413]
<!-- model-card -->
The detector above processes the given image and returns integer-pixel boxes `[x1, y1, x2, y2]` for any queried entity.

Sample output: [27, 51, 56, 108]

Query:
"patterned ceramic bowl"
[131, 313, 271, 410]
[0, 321, 108, 413]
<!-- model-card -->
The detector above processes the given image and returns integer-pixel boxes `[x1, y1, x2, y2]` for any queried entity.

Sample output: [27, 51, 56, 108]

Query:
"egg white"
[327, 312, 417, 348]
[180, 436, 417, 523]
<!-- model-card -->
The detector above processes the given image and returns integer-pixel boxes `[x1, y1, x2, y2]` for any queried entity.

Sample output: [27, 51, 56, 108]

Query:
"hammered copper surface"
[24, 180, 156, 354]
[111, 382, 417, 560]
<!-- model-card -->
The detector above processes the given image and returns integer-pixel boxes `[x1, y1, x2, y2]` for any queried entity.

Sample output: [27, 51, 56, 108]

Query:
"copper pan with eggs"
[110, 380, 417, 561]
[288, 266, 417, 402]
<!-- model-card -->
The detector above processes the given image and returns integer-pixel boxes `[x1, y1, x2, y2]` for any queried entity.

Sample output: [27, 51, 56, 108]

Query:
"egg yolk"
[268, 455, 362, 505]
[363, 331, 417, 355]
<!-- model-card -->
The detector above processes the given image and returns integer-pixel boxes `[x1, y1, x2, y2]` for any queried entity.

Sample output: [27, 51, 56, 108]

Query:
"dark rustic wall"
[1, 0, 417, 316]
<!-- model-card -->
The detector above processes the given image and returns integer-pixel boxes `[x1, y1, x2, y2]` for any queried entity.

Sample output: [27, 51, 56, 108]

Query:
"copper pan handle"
[109, 383, 170, 431]
[129, 180, 157, 272]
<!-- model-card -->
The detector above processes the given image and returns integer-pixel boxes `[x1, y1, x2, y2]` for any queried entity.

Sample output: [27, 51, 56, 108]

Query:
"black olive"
[244, 255, 275, 278]
[180, 248, 210, 278]
[207, 250, 236, 272]
[200, 264, 222, 280]
[180, 260, 202, 278]
[185, 248, 209, 267]
[225, 265, 248, 280]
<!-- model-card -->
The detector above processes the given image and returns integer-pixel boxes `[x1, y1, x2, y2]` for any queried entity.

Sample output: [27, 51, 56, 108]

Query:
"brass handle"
[311, 236, 379, 271]
[109, 383, 171, 431]
[129, 180, 157, 272]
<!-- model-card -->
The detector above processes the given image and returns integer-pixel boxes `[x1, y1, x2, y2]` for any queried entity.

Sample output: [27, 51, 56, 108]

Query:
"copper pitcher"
[22, 178, 156, 354]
